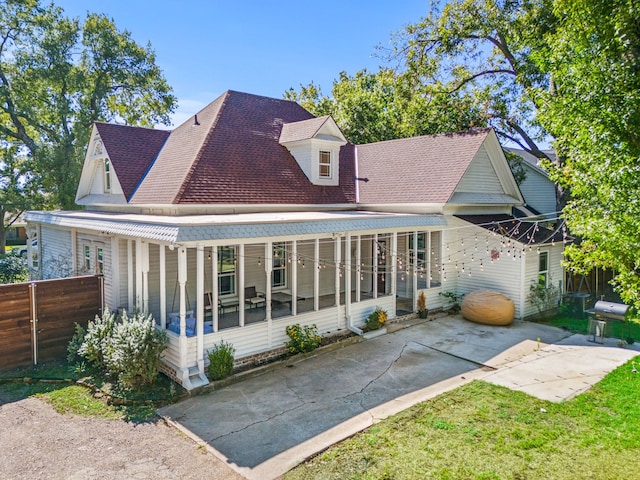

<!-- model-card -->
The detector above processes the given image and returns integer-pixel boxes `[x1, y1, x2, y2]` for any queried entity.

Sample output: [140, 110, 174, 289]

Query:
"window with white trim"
[104, 159, 111, 193]
[319, 150, 331, 178]
[218, 246, 236, 296]
[272, 243, 286, 288]
[538, 251, 549, 286]
[84, 245, 91, 271]
[96, 247, 104, 274]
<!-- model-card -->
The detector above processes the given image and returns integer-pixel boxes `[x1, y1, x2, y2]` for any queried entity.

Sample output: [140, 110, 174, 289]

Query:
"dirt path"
[0, 395, 243, 480]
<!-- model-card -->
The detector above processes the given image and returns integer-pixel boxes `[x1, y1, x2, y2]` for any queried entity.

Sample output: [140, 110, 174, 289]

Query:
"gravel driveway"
[0, 394, 242, 480]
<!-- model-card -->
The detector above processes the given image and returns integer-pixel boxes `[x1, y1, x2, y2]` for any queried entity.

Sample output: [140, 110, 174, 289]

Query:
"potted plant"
[417, 291, 428, 319]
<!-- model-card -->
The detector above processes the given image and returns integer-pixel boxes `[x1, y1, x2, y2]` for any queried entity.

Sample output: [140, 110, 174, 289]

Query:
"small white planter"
[363, 327, 387, 340]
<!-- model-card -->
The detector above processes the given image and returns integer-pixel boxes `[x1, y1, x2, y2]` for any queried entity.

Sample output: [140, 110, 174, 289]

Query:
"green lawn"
[534, 313, 640, 344]
[0, 360, 184, 422]
[285, 356, 640, 480]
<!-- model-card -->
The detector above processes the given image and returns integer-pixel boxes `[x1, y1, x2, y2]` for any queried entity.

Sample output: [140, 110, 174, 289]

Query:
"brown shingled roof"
[95, 122, 170, 201]
[357, 129, 491, 204]
[128, 91, 356, 205]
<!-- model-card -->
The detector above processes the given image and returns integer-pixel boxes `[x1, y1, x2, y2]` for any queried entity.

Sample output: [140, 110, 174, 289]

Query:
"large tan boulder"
[461, 290, 515, 326]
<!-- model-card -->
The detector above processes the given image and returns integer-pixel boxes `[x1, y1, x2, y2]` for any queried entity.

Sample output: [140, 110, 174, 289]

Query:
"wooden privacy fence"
[0, 276, 103, 370]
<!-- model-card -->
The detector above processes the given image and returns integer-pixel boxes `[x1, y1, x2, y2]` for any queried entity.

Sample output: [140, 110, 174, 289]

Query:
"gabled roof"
[126, 91, 356, 205]
[357, 129, 492, 204]
[279, 116, 346, 144]
[94, 123, 170, 200]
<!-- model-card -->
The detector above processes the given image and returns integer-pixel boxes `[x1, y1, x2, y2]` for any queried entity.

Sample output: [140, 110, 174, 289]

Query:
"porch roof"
[25, 210, 446, 244]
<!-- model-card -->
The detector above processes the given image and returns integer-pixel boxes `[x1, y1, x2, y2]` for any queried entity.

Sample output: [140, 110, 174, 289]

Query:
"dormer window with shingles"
[279, 116, 347, 187]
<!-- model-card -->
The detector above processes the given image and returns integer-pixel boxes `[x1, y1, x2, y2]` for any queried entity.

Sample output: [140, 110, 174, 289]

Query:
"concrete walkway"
[158, 315, 640, 480]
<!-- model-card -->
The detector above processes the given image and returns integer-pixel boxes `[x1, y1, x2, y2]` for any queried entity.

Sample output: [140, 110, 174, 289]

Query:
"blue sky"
[56, 1, 429, 127]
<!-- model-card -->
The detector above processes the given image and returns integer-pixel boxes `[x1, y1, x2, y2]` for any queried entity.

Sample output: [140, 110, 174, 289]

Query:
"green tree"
[534, 0, 640, 307]
[287, 68, 489, 146]
[0, 0, 176, 213]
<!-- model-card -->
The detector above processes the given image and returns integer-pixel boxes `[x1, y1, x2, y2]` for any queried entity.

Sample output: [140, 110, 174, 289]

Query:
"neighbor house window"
[218, 246, 236, 296]
[272, 243, 286, 288]
[84, 245, 91, 271]
[104, 159, 111, 193]
[319, 150, 331, 178]
[96, 247, 104, 274]
[538, 251, 549, 286]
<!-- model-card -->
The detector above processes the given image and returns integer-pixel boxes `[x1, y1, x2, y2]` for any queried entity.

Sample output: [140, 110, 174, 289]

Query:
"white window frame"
[218, 246, 237, 296]
[538, 250, 549, 286]
[96, 246, 104, 275]
[319, 150, 332, 179]
[272, 242, 287, 289]
[104, 159, 111, 193]
[84, 244, 91, 271]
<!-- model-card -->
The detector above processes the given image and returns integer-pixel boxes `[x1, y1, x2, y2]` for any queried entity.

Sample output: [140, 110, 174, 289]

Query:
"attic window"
[104, 159, 111, 193]
[319, 151, 332, 178]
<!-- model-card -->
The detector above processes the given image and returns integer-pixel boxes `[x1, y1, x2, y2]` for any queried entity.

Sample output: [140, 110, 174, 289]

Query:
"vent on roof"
[193, 114, 200, 126]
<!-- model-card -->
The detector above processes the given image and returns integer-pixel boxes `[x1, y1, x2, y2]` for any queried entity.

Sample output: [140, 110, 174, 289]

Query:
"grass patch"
[284, 356, 640, 480]
[534, 313, 640, 343]
[0, 359, 185, 422]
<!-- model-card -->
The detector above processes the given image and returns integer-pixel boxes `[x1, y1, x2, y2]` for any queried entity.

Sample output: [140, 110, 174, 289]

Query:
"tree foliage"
[534, 0, 640, 307]
[0, 0, 176, 216]
[288, 0, 640, 305]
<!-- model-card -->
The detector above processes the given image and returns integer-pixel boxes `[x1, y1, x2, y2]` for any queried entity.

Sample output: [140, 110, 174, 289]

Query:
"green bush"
[207, 340, 236, 380]
[0, 250, 28, 284]
[103, 310, 168, 389]
[285, 323, 322, 354]
[78, 308, 117, 370]
[73, 308, 168, 389]
[67, 323, 87, 365]
[366, 307, 388, 330]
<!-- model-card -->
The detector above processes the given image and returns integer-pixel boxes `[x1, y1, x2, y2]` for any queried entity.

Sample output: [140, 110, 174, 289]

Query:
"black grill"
[588, 300, 631, 322]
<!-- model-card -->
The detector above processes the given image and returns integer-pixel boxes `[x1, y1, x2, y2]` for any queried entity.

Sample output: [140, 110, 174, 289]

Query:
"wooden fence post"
[29, 282, 38, 365]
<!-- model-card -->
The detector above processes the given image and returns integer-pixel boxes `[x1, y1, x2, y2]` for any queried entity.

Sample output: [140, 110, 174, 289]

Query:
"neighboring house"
[507, 148, 558, 217]
[25, 91, 564, 390]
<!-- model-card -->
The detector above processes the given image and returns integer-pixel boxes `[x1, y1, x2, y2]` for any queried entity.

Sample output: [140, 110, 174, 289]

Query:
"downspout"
[347, 148, 363, 336]
[354, 145, 359, 204]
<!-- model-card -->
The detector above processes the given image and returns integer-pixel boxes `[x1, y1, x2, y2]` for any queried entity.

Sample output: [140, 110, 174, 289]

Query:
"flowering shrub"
[207, 340, 235, 380]
[103, 310, 168, 388]
[366, 307, 388, 330]
[77, 307, 117, 370]
[73, 308, 168, 389]
[285, 323, 322, 354]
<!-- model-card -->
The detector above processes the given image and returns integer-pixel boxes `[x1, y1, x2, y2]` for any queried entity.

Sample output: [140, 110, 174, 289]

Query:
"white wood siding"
[456, 145, 504, 193]
[519, 167, 556, 214]
[521, 244, 565, 318]
[40, 226, 73, 279]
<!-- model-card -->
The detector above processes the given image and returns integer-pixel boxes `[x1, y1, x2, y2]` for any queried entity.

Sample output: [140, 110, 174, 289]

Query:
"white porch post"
[413, 231, 419, 312]
[159, 245, 166, 329]
[373, 234, 378, 300]
[178, 246, 188, 372]
[334, 235, 341, 330]
[127, 240, 134, 310]
[356, 235, 361, 303]
[71, 229, 78, 274]
[238, 244, 245, 327]
[265, 242, 272, 346]
[426, 232, 431, 289]
[196, 245, 205, 373]
[291, 240, 297, 316]
[110, 237, 120, 310]
[141, 241, 149, 314]
[314, 238, 320, 311]
[345, 233, 351, 320]
[212, 246, 219, 332]
[135, 239, 143, 311]
[391, 232, 398, 304]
